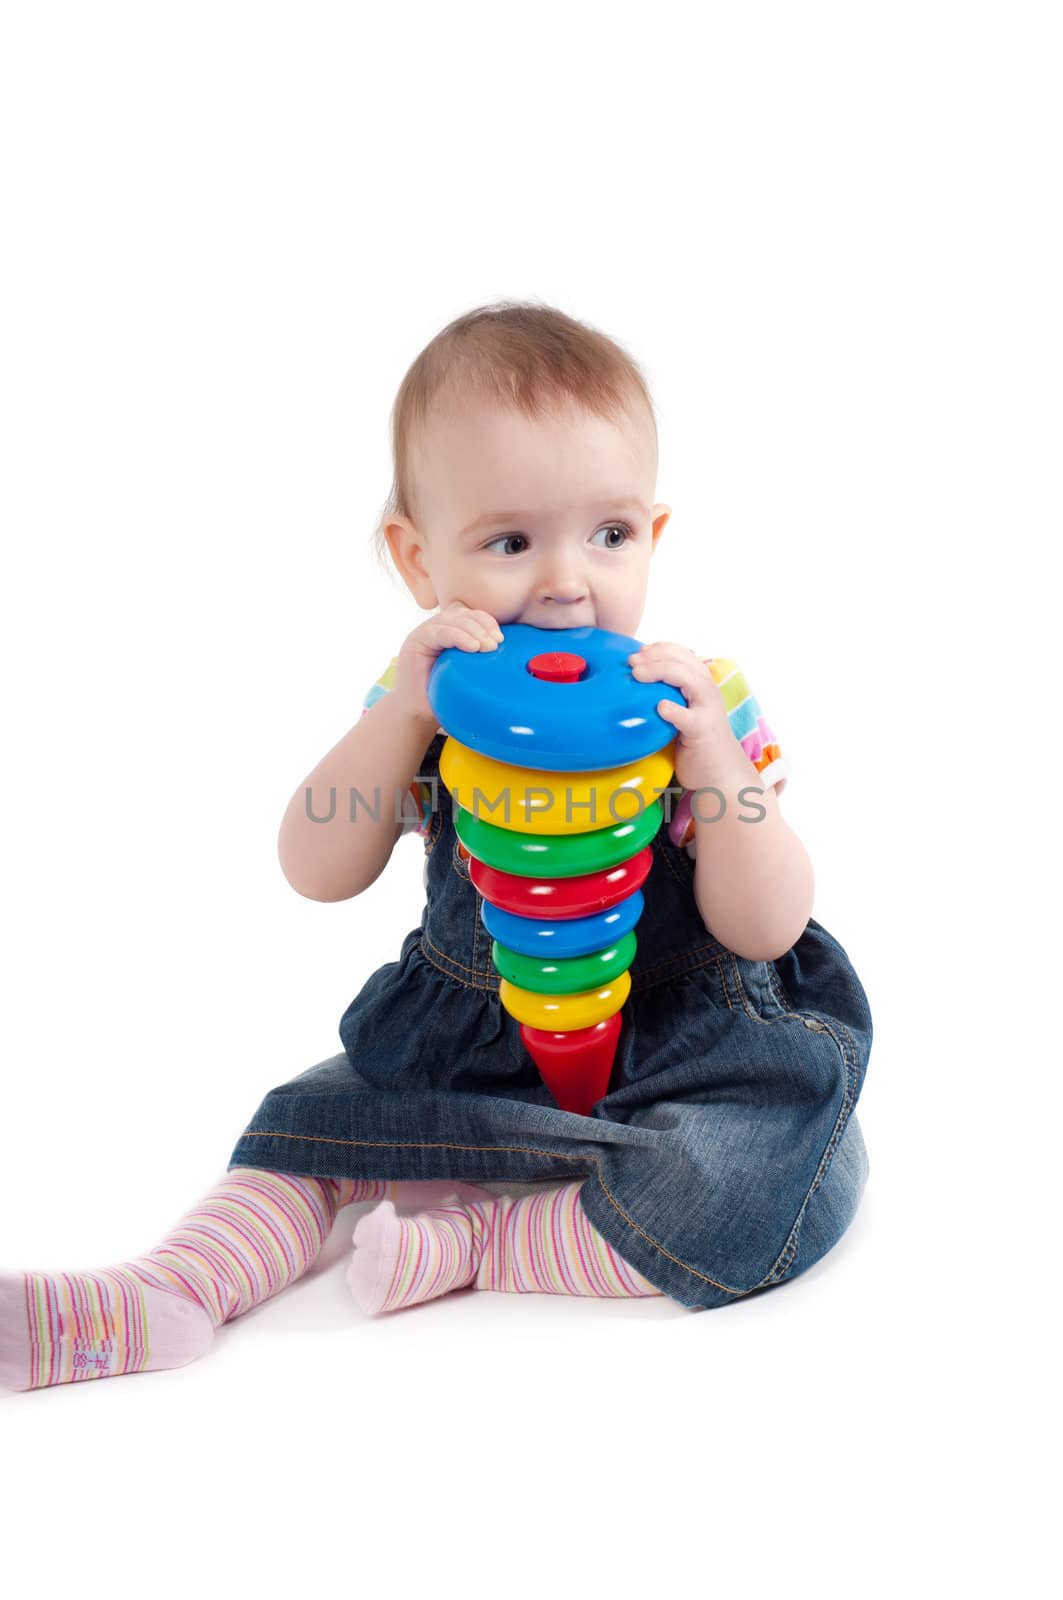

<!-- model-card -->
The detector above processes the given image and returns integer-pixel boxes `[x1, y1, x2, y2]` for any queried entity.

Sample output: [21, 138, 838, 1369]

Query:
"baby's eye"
[483, 533, 529, 556]
[590, 523, 632, 549]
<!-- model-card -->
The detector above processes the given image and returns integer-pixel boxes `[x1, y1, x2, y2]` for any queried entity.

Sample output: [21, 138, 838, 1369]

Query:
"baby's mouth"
[516, 609, 595, 631]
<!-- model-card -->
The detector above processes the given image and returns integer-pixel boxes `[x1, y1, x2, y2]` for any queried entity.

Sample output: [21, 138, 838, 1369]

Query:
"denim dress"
[229, 729, 873, 1310]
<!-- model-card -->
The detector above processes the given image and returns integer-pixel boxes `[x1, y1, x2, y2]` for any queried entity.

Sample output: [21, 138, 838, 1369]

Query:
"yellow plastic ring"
[498, 969, 631, 1029]
[439, 736, 676, 837]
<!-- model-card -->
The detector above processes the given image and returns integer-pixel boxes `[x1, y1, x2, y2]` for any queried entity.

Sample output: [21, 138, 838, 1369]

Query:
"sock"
[347, 1181, 665, 1315]
[0, 1167, 394, 1391]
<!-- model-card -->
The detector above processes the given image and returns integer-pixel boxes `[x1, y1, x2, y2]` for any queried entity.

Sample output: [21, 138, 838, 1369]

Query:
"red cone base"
[520, 1012, 622, 1116]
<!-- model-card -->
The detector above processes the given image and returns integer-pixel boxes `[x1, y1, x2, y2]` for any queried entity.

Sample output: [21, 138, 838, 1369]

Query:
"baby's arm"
[277, 693, 438, 901]
[277, 601, 503, 902]
[688, 744, 814, 961]
[633, 644, 813, 961]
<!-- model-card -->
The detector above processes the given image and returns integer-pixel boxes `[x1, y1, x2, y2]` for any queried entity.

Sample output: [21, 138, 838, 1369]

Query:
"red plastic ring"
[468, 846, 653, 919]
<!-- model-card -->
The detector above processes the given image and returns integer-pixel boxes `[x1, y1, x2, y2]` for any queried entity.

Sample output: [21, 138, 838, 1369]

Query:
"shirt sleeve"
[666, 657, 791, 857]
[360, 657, 434, 841]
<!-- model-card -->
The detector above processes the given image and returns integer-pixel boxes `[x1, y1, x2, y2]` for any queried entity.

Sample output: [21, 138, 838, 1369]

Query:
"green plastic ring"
[455, 799, 663, 878]
[491, 930, 638, 995]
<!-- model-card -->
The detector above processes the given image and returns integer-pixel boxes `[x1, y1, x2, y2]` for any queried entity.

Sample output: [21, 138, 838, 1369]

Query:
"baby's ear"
[650, 504, 671, 549]
[384, 514, 438, 608]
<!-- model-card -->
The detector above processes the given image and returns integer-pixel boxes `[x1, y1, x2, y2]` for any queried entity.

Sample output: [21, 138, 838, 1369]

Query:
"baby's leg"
[348, 1181, 667, 1314]
[0, 1167, 395, 1391]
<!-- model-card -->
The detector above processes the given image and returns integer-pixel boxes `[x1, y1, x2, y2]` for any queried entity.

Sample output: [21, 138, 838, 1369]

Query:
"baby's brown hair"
[372, 299, 657, 573]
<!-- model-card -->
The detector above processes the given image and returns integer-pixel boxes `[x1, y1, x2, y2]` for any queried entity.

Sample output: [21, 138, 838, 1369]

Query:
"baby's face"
[386, 392, 670, 639]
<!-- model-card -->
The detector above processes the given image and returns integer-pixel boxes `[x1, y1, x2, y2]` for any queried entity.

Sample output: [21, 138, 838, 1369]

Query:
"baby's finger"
[432, 621, 500, 652]
[628, 644, 696, 679]
[631, 654, 710, 703]
[439, 604, 503, 644]
[630, 640, 689, 659]
[468, 609, 505, 640]
[459, 618, 503, 648]
[657, 698, 696, 725]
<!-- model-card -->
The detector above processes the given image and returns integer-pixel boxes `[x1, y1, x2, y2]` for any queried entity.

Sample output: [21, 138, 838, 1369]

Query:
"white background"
[1, 3, 1057, 1595]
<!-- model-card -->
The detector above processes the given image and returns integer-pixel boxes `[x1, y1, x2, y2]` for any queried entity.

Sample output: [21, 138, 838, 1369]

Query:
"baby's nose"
[537, 567, 586, 604]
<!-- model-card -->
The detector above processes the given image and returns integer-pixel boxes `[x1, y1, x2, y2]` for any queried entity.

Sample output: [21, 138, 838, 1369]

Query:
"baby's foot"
[0, 1268, 214, 1392]
[347, 1188, 495, 1315]
[347, 1181, 666, 1316]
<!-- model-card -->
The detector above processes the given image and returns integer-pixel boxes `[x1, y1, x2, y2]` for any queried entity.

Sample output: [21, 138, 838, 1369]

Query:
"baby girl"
[1, 301, 872, 1389]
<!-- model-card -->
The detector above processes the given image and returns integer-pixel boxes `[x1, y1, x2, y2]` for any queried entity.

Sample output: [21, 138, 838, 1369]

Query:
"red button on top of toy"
[526, 651, 587, 684]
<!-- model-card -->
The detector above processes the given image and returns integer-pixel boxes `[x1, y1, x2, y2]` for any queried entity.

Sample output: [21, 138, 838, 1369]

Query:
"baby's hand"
[629, 642, 738, 791]
[391, 601, 505, 728]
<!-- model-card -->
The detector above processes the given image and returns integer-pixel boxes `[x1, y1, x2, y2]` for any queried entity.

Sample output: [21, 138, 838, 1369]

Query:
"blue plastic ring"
[480, 888, 645, 959]
[427, 622, 685, 771]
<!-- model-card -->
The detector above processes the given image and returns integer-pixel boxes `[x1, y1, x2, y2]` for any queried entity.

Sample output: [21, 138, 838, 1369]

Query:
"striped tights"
[0, 1167, 663, 1390]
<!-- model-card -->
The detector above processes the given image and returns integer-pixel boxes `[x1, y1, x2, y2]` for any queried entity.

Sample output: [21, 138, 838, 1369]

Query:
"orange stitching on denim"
[718, 961, 735, 1011]
[763, 1020, 858, 1287]
[419, 931, 500, 991]
[726, 953, 764, 1023]
[726, 953, 861, 1287]
[768, 964, 807, 1019]
[450, 834, 494, 982]
[630, 943, 726, 986]
[422, 910, 722, 997]
[630, 953, 727, 995]
[420, 929, 480, 977]
[633, 939, 719, 977]
[451, 835, 470, 878]
[469, 855, 489, 982]
[585, 1163, 740, 1295]
[236, 1128, 744, 1296]
[476, 901, 492, 983]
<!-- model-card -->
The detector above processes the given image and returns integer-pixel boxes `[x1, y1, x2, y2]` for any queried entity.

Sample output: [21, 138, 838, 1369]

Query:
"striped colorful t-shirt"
[360, 653, 789, 857]
[666, 657, 789, 857]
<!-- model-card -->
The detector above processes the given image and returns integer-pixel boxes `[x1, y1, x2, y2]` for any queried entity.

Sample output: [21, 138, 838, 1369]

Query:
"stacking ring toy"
[428, 624, 683, 1116]
[490, 929, 638, 994]
[468, 847, 653, 919]
[438, 739, 674, 834]
[454, 800, 664, 878]
[498, 970, 632, 1031]
[480, 890, 645, 960]
[428, 622, 685, 770]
